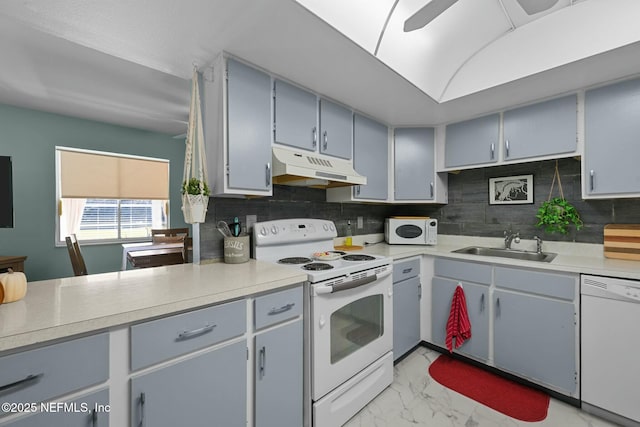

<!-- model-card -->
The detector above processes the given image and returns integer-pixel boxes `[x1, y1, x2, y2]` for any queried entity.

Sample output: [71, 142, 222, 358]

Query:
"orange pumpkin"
[0, 268, 27, 303]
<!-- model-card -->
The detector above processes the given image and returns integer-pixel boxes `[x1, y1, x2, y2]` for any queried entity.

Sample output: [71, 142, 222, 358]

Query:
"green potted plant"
[181, 177, 210, 197]
[181, 177, 210, 224]
[536, 197, 583, 235]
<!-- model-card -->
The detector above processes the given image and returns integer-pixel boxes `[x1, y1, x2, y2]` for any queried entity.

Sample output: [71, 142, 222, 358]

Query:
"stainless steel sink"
[452, 246, 557, 263]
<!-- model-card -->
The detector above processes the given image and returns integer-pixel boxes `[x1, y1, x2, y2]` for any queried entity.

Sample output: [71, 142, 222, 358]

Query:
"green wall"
[0, 104, 187, 281]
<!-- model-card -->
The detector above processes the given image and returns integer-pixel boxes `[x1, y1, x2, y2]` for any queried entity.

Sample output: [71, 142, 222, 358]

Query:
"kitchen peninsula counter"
[0, 260, 306, 353]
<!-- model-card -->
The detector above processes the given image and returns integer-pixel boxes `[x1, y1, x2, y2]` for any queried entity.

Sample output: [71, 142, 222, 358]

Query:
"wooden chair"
[65, 234, 88, 276]
[151, 228, 190, 263]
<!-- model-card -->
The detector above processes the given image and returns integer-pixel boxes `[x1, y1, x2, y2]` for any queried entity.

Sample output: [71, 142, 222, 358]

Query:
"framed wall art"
[489, 174, 533, 205]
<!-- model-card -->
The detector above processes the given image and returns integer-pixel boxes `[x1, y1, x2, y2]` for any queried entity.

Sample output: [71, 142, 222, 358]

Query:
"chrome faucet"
[504, 229, 520, 249]
[534, 236, 543, 253]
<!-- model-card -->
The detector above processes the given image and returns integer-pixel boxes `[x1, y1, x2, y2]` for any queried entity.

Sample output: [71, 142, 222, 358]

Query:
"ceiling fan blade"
[404, 0, 460, 32]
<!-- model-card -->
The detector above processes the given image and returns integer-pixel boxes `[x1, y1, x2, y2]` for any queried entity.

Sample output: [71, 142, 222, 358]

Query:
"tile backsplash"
[199, 158, 640, 260]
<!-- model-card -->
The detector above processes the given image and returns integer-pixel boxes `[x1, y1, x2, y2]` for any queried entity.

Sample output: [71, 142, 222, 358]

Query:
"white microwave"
[385, 217, 437, 245]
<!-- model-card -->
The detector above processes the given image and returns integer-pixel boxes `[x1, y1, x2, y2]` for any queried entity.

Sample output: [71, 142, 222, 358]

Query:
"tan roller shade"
[59, 149, 169, 200]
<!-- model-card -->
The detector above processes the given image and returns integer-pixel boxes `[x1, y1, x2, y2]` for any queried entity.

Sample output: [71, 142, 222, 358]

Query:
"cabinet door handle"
[590, 170, 595, 191]
[312, 126, 317, 148]
[490, 143, 495, 160]
[177, 323, 216, 341]
[323, 131, 328, 151]
[418, 283, 422, 299]
[430, 182, 434, 198]
[0, 373, 43, 393]
[138, 392, 146, 427]
[91, 409, 98, 427]
[356, 185, 361, 196]
[259, 346, 267, 379]
[480, 293, 485, 312]
[505, 140, 510, 158]
[268, 303, 295, 315]
[265, 162, 271, 187]
[496, 297, 500, 317]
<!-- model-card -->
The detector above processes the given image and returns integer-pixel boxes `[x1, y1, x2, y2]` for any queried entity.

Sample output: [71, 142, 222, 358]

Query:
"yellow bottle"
[345, 220, 353, 246]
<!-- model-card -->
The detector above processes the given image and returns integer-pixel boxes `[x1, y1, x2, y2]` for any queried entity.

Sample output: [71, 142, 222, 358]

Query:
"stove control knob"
[260, 227, 268, 236]
[323, 224, 329, 231]
[271, 226, 279, 235]
[329, 224, 335, 231]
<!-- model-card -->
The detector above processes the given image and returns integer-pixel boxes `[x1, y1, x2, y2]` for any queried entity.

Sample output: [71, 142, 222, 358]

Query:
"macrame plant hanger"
[181, 66, 209, 226]
[547, 159, 565, 202]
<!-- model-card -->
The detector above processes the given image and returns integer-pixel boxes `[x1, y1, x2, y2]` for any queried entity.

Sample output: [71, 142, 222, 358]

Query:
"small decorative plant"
[536, 197, 583, 235]
[181, 177, 210, 197]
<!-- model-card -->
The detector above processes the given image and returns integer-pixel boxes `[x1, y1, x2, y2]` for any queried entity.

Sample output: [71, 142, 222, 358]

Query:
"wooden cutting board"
[603, 224, 640, 260]
[334, 245, 364, 251]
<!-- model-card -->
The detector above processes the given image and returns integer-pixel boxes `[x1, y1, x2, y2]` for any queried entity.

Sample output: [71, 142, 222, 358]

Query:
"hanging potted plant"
[535, 160, 583, 235]
[181, 67, 210, 224]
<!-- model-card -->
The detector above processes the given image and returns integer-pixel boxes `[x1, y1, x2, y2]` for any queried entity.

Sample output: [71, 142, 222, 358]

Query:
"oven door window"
[330, 294, 384, 364]
[396, 224, 423, 239]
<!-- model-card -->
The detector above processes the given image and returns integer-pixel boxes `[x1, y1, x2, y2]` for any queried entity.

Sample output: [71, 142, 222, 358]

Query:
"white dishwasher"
[581, 275, 640, 427]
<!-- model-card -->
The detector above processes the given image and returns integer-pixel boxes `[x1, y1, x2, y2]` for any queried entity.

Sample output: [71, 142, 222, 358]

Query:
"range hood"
[271, 146, 366, 188]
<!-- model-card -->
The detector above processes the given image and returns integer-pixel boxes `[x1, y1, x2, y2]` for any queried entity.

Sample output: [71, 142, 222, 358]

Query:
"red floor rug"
[428, 355, 550, 422]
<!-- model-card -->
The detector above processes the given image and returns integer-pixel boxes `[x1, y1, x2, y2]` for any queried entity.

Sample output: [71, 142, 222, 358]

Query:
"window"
[56, 147, 170, 243]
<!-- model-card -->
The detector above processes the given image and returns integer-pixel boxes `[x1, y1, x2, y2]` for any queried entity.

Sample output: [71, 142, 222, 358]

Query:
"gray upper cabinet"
[445, 114, 499, 168]
[227, 58, 272, 192]
[584, 78, 640, 196]
[503, 95, 577, 161]
[394, 128, 436, 200]
[353, 114, 388, 200]
[273, 79, 318, 151]
[319, 99, 352, 159]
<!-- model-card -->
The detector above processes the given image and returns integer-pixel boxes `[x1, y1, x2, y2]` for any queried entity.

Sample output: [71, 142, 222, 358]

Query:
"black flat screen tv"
[0, 156, 14, 228]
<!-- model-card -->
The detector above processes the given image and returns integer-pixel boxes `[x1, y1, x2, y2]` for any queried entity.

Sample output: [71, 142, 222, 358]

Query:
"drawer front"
[0, 388, 109, 426]
[131, 299, 246, 371]
[434, 258, 492, 285]
[393, 257, 420, 282]
[0, 334, 108, 412]
[494, 267, 577, 301]
[254, 286, 303, 330]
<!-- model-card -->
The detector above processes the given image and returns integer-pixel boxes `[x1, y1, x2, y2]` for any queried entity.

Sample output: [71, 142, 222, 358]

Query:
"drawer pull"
[139, 392, 145, 427]
[177, 324, 216, 341]
[0, 373, 43, 393]
[268, 303, 295, 316]
[402, 268, 413, 274]
[259, 346, 266, 379]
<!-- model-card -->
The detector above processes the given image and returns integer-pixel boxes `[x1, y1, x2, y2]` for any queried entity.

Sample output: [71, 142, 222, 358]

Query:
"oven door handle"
[316, 269, 391, 294]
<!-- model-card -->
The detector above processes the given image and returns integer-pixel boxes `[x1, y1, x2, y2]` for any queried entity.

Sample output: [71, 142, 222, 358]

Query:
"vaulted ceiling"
[1, 0, 640, 136]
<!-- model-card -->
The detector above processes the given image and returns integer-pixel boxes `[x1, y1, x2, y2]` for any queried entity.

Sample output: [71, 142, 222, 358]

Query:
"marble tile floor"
[344, 347, 618, 427]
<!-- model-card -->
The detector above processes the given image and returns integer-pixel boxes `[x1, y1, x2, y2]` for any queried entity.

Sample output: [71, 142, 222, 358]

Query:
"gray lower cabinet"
[131, 340, 247, 427]
[393, 276, 421, 360]
[254, 320, 303, 427]
[431, 277, 489, 362]
[445, 114, 499, 168]
[319, 99, 352, 160]
[0, 389, 109, 427]
[584, 77, 640, 196]
[394, 128, 436, 200]
[503, 94, 577, 161]
[493, 266, 577, 395]
[353, 114, 388, 200]
[273, 79, 318, 151]
[431, 258, 578, 396]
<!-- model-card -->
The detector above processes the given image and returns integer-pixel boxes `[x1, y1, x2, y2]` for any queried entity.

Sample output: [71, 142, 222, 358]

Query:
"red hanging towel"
[445, 284, 472, 352]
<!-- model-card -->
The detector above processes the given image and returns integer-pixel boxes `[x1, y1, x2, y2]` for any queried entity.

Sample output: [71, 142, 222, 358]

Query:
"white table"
[121, 242, 184, 270]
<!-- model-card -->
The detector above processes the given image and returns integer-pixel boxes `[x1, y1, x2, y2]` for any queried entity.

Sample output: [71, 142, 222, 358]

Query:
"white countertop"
[3, 234, 639, 354]
[0, 260, 306, 353]
[350, 234, 640, 281]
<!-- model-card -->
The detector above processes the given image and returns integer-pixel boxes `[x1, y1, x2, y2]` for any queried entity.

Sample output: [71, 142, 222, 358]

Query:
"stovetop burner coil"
[302, 262, 334, 271]
[342, 254, 377, 261]
[278, 257, 313, 264]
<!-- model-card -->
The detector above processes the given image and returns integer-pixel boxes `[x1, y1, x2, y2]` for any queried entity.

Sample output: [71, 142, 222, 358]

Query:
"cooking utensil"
[216, 221, 232, 238]
[231, 217, 241, 237]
